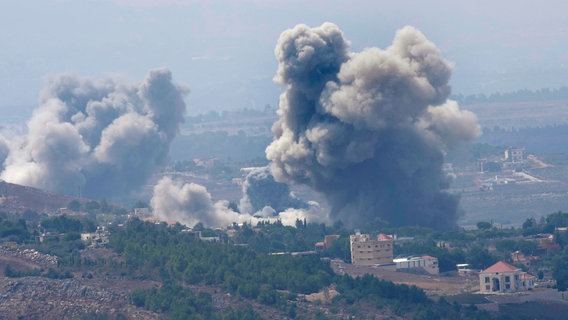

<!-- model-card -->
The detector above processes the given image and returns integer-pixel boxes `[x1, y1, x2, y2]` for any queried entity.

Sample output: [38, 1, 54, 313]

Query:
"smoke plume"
[0, 68, 187, 198]
[266, 23, 480, 230]
[239, 166, 307, 214]
[151, 176, 316, 228]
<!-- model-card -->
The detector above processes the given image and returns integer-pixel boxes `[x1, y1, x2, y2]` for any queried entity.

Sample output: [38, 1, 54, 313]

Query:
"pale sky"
[1, 0, 567, 119]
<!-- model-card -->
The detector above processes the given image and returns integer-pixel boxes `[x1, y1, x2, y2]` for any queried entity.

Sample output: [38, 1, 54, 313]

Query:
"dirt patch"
[330, 259, 478, 297]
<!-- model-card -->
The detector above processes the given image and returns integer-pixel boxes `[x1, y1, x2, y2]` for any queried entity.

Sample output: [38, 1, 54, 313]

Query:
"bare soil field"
[455, 165, 568, 227]
[329, 259, 478, 298]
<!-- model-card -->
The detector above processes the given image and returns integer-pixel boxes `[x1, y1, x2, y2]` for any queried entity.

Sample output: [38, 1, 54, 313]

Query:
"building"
[315, 235, 339, 253]
[479, 260, 535, 293]
[511, 251, 540, 270]
[134, 207, 150, 218]
[394, 255, 440, 275]
[504, 147, 525, 163]
[80, 226, 110, 247]
[324, 235, 340, 249]
[350, 231, 393, 266]
[457, 263, 476, 276]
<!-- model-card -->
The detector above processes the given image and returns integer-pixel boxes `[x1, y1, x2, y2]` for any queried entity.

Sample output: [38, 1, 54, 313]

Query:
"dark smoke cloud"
[1, 69, 187, 198]
[266, 23, 480, 230]
[239, 166, 308, 214]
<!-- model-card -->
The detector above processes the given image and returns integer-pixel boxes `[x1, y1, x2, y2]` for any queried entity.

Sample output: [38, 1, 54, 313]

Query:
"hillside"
[0, 180, 77, 214]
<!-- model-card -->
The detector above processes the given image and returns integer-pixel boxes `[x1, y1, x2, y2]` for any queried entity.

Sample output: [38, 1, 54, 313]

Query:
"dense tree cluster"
[41, 215, 96, 233]
[0, 216, 30, 243]
[107, 219, 502, 319]
[110, 219, 334, 296]
[231, 220, 335, 253]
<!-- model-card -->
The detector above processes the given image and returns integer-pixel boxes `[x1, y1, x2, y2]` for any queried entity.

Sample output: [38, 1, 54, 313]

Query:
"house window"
[505, 276, 510, 282]
[505, 284, 510, 289]
[485, 285, 490, 290]
[484, 277, 490, 283]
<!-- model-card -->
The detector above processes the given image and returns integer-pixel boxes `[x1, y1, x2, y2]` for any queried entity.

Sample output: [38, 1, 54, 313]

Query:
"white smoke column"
[151, 176, 256, 228]
[1, 68, 187, 198]
[151, 176, 319, 228]
[266, 23, 480, 230]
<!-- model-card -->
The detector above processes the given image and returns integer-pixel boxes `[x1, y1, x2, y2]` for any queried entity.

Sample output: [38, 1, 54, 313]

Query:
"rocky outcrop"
[0, 277, 158, 320]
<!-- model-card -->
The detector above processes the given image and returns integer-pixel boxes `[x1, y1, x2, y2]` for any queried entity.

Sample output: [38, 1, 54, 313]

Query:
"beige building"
[479, 260, 535, 293]
[350, 231, 393, 266]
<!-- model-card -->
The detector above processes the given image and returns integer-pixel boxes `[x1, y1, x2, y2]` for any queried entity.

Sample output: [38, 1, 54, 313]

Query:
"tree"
[522, 218, 536, 230]
[476, 221, 492, 230]
[67, 200, 81, 212]
[553, 251, 568, 291]
[547, 211, 568, 228]
[85, 201, 100, 212]
[465, 246, 498, 270]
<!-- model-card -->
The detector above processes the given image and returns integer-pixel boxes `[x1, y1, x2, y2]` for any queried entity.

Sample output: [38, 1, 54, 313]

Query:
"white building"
[394, 255, 440, 275]
[479, 260, 535, 293]
[350, 231, 393, 266]
[80, 226, 110, 247]
[504, 147, 525, 163]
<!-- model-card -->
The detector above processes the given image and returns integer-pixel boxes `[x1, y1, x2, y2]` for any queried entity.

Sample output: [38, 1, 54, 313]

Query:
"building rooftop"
[482, 260, 519, 273]
[377, 233, 392, 241]
[520, 273, 536, 280]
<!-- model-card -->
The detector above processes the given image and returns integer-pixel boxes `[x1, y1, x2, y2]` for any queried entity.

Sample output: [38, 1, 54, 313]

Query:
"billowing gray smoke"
[239, 166, 307, 214]
[266, 23, 480, 230]
[1, 68, 187, 198]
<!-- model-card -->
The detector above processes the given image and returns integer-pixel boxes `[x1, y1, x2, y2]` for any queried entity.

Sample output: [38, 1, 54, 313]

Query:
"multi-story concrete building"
[479, 260, 535, 293]
[350, 231, 393, 266]
[504, 147, 525, 163]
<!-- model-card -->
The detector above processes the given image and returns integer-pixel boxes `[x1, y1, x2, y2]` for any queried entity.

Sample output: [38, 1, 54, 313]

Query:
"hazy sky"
[1, 0, 567, 119]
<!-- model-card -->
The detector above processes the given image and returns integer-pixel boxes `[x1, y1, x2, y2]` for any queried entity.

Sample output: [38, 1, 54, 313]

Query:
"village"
[1, 142, 568, 318]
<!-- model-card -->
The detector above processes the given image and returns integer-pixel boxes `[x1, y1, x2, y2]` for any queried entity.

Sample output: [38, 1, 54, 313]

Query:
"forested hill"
[104, 219, 497, 319]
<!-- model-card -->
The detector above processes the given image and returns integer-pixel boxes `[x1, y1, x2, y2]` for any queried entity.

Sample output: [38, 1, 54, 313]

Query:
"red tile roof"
[520, 273, 536, 279]
[377, 233, 392, 240]
[482, 261, 520, 273]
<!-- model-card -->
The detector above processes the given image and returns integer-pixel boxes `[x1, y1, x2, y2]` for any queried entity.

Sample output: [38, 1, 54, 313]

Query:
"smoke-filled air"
[151, 176, 318, 228]
[0, 68, 187, 199]
[239, 166, 308, 215]
[266, 23, 480, 230]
